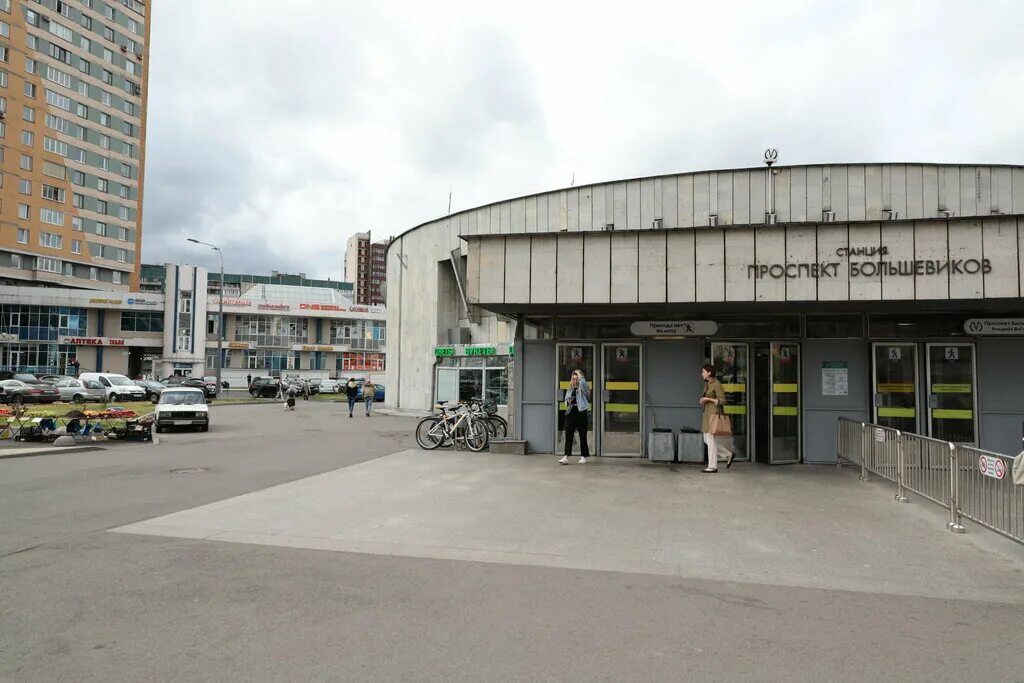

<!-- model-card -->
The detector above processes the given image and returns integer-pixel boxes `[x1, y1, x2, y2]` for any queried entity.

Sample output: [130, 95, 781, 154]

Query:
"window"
[105, 5, 116, 20]
[48, 44, 73, 65]
[11, 254, 20, 268]
[71, 170, 85, 185]
[95, 222, 106, 236]
[76, 103, 89, 119]
[44, 137, 68, 156]
[121, 311, 163, 332]
[0, 20, 8, 37]
[46, 66, 73, 89]
[18, 178, 30, 194]
[120, 163, 131, 178]
[26, 34, 37, 50]
[122, 121, 134, 136]
[103, 48, 114, 63]
[78, 36, 90, 51]
[128, 18, 139, 34]
[100, 90, 111, 106]
[112, 271, 122, 285]
[63, 262, 74, 277]
[100, 134, 110, 149]
[72, 193, 83, 208]
[46, 114, 71, 134]
[102, 69, 113, 85]
[96, 199, 108, 214]
[18, 204, 29, 219]
[99, 112, 109, 126]
[119, 185, 129, 199]
[49, 21, 74, 43]
[123, 101, 135, 117]
[71, 239, 81, 255]
[126, 60, 137, 76]
[35, 257, 61, 273]
[46, 90, 72, 111]
[81, 15, 92, 30]
[117, 249, 127, 263]
[97, 178, 108, 192]
[77, 80, 88, 97]
[20, 130, 33, 147]
[42, 185, 65, 202]
[0, 0, 9, 13]
[90, 267, 98, 281]
[0, 70, 6, 87]
[41, 209, 66, 227]
[0, 46, 7, 63]
[22, 106, 35, 122]
[72, 216, 83, 231]
[118, 205, 130, 220]
[16, 228, 27, 244]
[118, 226, 129, 241]
[23, 82, 35, 99]
[39, 232, 63, 249]
[19, 154, 31, 171]
[78, 58, 90, 74]
[56, 1, 74, 19]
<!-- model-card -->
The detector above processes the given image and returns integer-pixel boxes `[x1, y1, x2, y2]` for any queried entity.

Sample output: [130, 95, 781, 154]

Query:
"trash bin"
[648, 428, 675, 462]
[677, 427, 704, 463]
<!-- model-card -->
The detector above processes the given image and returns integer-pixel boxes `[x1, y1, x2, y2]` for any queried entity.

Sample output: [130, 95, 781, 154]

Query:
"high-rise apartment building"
[0, 0, 150, 291]
[344, 231, 386, 305]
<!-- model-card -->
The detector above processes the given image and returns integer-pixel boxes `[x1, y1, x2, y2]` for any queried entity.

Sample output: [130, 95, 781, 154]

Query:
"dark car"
[0, 379, 60, 404]
[249, 377, 283, 398]
[162, 376, 217, 399]
[203, 376, 230, 390]
[134, 380, 167, 403]
[0, 372, 49, 385]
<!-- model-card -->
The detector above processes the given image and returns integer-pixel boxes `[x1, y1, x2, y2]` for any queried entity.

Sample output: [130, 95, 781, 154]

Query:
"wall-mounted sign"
[214, 298, 251, 306]
[89, 297, 123, 305]
[630, 320, 719, 337]
[226, 342, 251, 350]
[821, 361, 849, 396]
[435, 346, 455, 357]
[300, 345, 336, 353]
[434, 344, 513, 358]
[60, 336, 125, 346]
[299, 303, 345, 312]
[963, 318, 1024, 336]
[126, 297, 159, 306]
[258, 304, 290, 311]
[747, 244, 993, 280]
[464, 347, 496, 356]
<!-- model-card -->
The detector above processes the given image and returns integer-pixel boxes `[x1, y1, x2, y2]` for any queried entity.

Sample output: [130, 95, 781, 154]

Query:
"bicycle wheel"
[415, 417, 444, 450]
[464, 419, 489, 452]
[488, 415, 508, 438]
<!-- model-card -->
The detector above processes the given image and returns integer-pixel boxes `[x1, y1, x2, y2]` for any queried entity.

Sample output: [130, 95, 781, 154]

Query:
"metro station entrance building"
[386, 163, 1024, 459]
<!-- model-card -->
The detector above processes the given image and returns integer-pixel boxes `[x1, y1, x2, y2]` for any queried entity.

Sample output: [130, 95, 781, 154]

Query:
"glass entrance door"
[770, 342, 800, 464]
[711, 342, 749, 462]
[601, 343, 642, 456]
[873, 343, 918, 433]
[556, 344, 595, 456]
[926, 344, 977, 445]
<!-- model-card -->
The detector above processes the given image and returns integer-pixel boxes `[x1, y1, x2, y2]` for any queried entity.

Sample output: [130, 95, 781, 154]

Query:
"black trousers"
[563, 408, 590, 457]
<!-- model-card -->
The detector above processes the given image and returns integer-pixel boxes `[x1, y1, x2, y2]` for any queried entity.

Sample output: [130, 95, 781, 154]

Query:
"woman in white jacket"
[558, 370, 591, 465]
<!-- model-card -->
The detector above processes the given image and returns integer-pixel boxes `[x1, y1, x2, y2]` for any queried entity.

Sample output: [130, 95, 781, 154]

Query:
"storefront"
[433, 344, 513, 407]
[386, 162, 1024, 458]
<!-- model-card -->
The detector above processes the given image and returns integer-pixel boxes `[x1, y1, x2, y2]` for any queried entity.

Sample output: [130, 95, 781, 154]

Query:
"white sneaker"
[578, 457, 588, 464]
[558, 456, 569, 465]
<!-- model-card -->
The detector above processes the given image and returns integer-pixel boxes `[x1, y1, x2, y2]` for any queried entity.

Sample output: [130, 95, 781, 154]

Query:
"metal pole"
[894, 430, 909, 503]
[216, 247, 223, 397]
[947, 443, 966, 533]
[860, 423, 868, 481]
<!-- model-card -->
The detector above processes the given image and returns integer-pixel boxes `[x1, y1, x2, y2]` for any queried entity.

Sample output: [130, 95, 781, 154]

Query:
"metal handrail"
[837, 417, 1021, 545]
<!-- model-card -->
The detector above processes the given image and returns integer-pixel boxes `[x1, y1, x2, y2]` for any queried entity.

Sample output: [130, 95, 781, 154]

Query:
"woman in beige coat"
[700, 364, 734, 473]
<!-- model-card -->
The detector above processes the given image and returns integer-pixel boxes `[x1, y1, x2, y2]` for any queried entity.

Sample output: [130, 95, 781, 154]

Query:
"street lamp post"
[187, 238, 224, 395]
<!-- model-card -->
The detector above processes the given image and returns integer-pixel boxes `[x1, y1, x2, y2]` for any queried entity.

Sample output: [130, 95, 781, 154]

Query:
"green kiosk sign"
[465, 347, 496, 356]
[434, 346, 455, 357]
[433, 344, 514, 358]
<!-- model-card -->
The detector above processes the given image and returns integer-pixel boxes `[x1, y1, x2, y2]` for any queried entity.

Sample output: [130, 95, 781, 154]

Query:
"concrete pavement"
[2, 402, 1023, 681]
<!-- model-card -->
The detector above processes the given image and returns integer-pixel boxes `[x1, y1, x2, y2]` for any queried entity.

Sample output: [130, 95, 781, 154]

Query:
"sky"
[141, 0, 1024, 280]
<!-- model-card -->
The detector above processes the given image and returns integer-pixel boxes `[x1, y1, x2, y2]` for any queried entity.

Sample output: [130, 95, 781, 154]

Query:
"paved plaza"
[2, 402, 1023, 681]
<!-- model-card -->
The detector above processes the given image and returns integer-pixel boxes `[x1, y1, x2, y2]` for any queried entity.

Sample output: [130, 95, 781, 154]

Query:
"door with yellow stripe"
[601, 343, 642, 456]
[556, 344, 595, 456]
[770, 342, 800, 464]
[873, 343, 918, 433]
[711, 343, 749, 462]
[926, 343, 976, 445]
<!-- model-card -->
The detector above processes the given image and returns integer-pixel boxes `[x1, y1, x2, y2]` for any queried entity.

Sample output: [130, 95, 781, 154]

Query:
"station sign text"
[747, 245, 992, 280]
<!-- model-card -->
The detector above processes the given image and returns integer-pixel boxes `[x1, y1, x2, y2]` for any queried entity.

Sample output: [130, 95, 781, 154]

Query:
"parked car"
[355, 380, 385, 402]
[203, 376, 230, 389]
[162, 376, 217, 399]
[134, 379, 167, 403]
[38, 374, 72, 384]
[53, 378, 107, 404]
[79, 372, 148, 402]
[249, 377, 283, 398]
[154, 387, 209, 433]
[313, 378, 339, 393]
[0, 372, 49, 385]
[0, 379, 60, 404]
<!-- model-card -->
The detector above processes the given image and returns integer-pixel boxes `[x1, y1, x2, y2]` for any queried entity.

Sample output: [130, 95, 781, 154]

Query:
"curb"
[0, 444, 105, 459]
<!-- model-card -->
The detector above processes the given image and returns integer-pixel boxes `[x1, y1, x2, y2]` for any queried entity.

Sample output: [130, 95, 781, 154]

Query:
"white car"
[154, 387, 209, 433]
[78, 372, 148, 402]
[313, 378, 339, 393]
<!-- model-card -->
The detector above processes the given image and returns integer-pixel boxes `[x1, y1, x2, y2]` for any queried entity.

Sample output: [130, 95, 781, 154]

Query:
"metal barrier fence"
[837, 418, 1023, 545]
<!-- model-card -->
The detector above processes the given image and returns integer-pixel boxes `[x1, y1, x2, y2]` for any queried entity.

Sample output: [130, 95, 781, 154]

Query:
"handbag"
[709, 405, 732, 437]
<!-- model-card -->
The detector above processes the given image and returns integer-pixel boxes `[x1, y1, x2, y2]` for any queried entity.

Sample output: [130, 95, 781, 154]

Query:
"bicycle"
[464, 397, 507, 439]
[415, 401, 489, 452]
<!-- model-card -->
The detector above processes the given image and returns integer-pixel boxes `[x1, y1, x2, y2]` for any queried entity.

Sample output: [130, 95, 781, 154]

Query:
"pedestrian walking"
[362, 379, 376, 416]
[246, 373, 252, 389]
[558, 369, 590, 465]
[302, 379, 310, 401]
[344, 378, 359, 418]
[700, 364, 734, 473]
[284, 386, 297, 411]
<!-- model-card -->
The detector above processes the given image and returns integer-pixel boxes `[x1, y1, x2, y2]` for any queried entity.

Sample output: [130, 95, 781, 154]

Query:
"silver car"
[53, 378, 107, 404]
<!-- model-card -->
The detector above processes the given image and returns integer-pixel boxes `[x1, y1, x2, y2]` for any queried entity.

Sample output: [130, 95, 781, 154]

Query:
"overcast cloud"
[142, 0, 1024, 279]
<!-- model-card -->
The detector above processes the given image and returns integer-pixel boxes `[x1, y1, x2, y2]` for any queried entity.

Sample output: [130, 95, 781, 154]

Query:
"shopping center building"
[0, 263, 386, 385]
[386, 162, 1024, 458]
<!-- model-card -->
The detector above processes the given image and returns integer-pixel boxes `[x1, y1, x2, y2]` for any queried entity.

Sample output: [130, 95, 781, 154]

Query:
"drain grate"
[170, 467, 210, 474]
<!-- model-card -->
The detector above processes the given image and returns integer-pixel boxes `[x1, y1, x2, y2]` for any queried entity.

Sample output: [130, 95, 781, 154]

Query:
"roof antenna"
[571, 172, 575, 187]
[448, 191, 452, 215]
